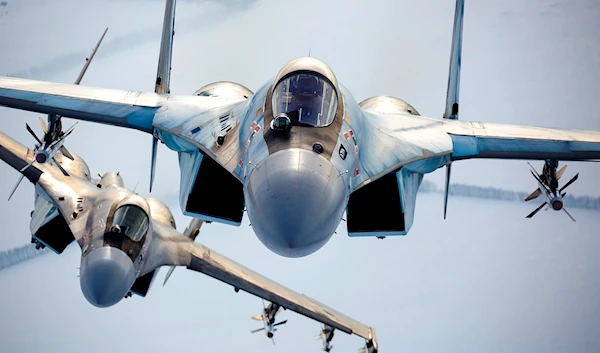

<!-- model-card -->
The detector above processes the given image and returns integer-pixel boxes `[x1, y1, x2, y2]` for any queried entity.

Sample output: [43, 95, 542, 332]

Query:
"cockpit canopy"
[272, 73, 338, 127]
[111, 205, 149, 242]
[271, 57, 340, 128]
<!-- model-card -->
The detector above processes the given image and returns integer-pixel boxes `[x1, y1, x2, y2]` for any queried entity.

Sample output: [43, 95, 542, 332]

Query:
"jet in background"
[0, 0, 599, 258]
[0, 129, 378, 352]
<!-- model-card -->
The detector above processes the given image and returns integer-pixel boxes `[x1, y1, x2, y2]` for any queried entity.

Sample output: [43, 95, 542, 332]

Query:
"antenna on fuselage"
[442, 0, 464, 219]
[150, 0, 177, 193]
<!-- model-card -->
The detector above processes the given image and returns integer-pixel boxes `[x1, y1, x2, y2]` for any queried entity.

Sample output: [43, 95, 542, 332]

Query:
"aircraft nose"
[79, 247, 136, 308]
[244, 148, 348, 258]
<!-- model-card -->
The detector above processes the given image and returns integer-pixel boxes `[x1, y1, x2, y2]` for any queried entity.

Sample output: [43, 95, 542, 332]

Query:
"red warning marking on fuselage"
[240, 121, 261, 168]
[342, 129, 360, 176]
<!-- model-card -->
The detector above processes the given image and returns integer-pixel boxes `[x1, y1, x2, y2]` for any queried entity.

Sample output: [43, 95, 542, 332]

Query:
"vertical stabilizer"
[150, 0, 177, 192]
[442, 0, 465, 218]
[443, 0, 464, 121]
[155, 0, 176, 95]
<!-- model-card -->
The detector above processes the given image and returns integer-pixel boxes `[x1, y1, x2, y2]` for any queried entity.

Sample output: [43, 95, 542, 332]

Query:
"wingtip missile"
[316, 324, 335, 352]
[525, 161, 579, 220]
[358, 328, 378, 353]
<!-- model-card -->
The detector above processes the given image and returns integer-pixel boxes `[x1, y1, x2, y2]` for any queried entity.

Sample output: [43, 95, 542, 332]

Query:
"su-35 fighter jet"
[1, 0, 599, 258]
[0, 130, 377, 352]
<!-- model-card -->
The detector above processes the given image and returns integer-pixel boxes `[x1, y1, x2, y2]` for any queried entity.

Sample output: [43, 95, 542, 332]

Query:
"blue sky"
[0, 0, 599, 352]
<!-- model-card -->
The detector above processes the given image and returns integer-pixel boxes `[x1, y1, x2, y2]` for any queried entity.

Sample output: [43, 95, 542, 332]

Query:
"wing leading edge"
[0, 76, 247, 173]
[0, 76, 162, 132]
[444, 120, 600, 161]
[0, 76, 242, 135]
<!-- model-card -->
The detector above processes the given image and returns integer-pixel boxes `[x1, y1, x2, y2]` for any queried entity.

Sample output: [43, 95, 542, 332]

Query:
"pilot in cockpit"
[272, 72, 338, 128]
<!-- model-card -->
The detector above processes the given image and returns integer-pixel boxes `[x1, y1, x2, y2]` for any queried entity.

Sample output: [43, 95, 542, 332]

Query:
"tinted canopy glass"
[111, 205, 149, 242]
[272, 73, 338, 127]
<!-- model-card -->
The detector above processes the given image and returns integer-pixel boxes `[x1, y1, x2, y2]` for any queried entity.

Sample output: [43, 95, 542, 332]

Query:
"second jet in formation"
[0, 129, 377, 352]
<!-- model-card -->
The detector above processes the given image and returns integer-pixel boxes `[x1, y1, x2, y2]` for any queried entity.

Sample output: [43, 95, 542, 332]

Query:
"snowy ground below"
[0, 193, 598, 353]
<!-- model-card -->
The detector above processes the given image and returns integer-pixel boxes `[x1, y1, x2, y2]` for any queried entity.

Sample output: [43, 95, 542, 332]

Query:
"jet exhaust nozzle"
[79, 247, 136, 308]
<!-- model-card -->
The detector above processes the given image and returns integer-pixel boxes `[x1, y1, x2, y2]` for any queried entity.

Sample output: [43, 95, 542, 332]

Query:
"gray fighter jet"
[1, 0, 600, 260]
[0, 130, 377, 352]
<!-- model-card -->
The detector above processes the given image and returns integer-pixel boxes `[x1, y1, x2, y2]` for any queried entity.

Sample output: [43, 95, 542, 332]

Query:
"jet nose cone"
[245, 149, 348, 258]
[80, 247, 136, 308]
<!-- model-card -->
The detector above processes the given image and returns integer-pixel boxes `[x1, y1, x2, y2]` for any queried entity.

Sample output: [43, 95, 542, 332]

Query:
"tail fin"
[155, 0, 176, 95]
[443, 0, 464, 121]
[442, 0, 465, 219]
[150, 0, 177, 192]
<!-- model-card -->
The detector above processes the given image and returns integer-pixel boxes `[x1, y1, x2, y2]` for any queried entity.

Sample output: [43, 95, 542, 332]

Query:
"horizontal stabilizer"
[251, 314, 263, 321]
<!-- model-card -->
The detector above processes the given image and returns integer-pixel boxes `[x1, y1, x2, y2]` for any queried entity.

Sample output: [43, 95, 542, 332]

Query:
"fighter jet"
[0, 130, 378, 351]
[1, 0, 600, 258]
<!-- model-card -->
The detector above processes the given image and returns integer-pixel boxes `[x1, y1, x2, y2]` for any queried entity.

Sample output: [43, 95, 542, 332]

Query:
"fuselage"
[229, 59, 367, 257]
[158, 57, 440, 258]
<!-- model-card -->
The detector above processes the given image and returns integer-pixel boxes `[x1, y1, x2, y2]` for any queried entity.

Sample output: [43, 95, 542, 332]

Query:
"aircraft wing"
[0, 76, 247, 175]
[443, 119, 600, 161]
[0, 131, 95, 242]
[144, 221, 376, 342]
[0, 76, 164, 132]
[352, 112, 454, 191]
[355, 113, 600, 183]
